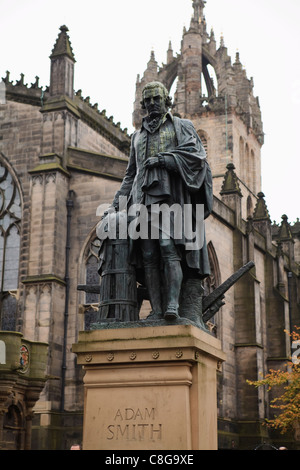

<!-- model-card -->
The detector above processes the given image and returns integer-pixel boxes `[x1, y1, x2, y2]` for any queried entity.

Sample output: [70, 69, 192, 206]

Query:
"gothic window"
[197, 130, 208, 158]
[0, 158, 21, 331]
[250, 149, 256, 194]
[203, 241, 221, 336]
[245, 143, 250, 188]
[82, 235, 101, 330]
[247, 195, 253, 218]
[169, 77, 178, 105]
[239, 137, 245, 181]
[201, 63, 217, 99]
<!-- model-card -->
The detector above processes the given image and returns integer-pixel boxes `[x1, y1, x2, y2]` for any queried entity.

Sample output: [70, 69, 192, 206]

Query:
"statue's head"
[141, 81, 172, 116]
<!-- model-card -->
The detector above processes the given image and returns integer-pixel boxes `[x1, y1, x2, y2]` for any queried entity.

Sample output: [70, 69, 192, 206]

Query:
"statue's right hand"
[144, 156, 159, 169]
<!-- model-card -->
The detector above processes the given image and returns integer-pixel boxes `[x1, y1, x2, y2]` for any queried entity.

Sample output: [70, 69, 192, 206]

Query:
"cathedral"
[0, 0, 299, 450]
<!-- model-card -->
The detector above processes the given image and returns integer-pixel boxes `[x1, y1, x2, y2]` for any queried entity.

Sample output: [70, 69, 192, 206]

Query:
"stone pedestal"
[72, 323, 225, 450]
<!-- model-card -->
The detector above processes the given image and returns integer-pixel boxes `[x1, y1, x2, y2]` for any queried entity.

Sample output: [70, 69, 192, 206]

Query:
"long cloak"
[111, 115, 213, 278]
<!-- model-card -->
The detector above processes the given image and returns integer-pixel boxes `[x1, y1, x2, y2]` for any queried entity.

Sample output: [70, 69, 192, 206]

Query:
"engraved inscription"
[106, 408, 162, 441]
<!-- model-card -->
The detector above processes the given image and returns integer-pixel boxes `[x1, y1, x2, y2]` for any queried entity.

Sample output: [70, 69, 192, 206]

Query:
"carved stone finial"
[253, 192, 271, 221]
[278, 214, 293, 241]
[220, 34, 225, 48]
[50, 25, 75, 61]
[220, 163, 242, 196]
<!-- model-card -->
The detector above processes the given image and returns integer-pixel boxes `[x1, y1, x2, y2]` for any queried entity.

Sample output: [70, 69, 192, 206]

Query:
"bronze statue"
[82, 81, 256, 329]
[103, 81, 213, 325]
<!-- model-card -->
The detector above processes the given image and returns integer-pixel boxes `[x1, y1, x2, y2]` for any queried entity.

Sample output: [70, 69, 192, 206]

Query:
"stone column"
[73, 323, 225, 450]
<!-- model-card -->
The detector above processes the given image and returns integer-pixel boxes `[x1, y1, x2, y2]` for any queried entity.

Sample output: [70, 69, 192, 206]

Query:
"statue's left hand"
[144, 157, 159, 169]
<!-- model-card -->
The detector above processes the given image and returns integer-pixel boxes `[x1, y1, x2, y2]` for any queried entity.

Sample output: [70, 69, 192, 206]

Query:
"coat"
[112, 114, 213, 278]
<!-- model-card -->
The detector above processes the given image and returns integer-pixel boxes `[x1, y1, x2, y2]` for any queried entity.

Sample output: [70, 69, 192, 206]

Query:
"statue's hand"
[144, 156, 159, 169]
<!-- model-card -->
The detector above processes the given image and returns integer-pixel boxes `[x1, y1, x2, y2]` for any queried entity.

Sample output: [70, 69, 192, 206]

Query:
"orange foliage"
[247, 327, 300, 434]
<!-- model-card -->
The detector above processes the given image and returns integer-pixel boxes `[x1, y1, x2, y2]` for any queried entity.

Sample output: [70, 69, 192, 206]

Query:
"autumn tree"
[247, 327, 300, 435]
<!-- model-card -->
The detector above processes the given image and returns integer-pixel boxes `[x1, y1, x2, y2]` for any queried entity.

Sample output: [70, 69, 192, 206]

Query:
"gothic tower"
[133, 0, 264, 221]
[132, 0, 299, 450]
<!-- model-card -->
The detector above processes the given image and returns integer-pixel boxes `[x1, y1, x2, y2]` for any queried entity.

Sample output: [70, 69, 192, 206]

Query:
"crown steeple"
[192, 0, 206, 23]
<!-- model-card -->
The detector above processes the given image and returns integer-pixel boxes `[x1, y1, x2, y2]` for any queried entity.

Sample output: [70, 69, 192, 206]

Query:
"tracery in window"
[203, 241, 221, 336]
[82, 236, 101, 330]
[0, 158, 21, 330]
[245, 143, 250, 187]
[250, 149, 256, 194]
[239, 136, 245, 181]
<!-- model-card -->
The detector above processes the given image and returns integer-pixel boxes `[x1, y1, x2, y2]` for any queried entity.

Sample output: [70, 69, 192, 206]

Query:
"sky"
[0, 0, 299, 224]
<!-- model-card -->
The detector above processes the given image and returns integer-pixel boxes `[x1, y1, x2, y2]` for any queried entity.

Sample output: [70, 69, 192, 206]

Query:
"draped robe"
[112, 113, 213, 278]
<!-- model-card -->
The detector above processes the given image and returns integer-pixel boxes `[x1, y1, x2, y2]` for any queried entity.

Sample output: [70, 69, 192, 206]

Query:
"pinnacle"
[192, 0, 206, 19]
[220, 163, 242, 196]
[253, 192, 271, 221]
[234, 52, 241, 65]
[190, 0, 206, 33]
[220, 34, 225, 48]
[278, 214, 293, 240]
[50, 25, 75, 61]
[147, 49, 157, 68]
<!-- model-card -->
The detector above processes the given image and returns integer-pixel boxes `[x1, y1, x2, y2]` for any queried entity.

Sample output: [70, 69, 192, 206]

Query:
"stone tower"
[133, 0, 264, 220]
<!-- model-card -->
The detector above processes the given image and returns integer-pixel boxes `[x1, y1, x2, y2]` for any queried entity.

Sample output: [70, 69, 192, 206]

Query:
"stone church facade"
[0, 0, 299, 450]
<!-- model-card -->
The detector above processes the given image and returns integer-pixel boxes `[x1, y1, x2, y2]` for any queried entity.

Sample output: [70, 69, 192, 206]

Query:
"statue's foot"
[146, 311, 164, 321]
[164, 305, 180, 321]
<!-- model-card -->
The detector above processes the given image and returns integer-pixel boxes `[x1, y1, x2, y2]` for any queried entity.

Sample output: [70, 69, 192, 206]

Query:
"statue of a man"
[111, 81, 213, 322]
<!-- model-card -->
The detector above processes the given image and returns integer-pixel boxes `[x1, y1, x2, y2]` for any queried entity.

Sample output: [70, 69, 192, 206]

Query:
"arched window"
[245, 143, 250, 188]
[79, 233, 101, 330]
[247, 195, 253, 218]
[250, 149, 256, 194]
[169, 77, 178, 106]
[197, 130, 208, 158]
[0, 157, 21, 331]
[239, 136, 245, 181]
[3, 404, 24, 450]
[85, 243, 100, 305]
[203, 241, 221, 336]
[201, 62, 218, 99]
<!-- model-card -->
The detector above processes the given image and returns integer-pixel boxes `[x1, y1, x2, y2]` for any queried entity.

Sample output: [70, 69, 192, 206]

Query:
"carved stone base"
[72, 324, 225, 450]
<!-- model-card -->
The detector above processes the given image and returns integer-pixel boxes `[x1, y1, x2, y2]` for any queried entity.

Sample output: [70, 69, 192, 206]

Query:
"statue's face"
[143, 86, 167, 116]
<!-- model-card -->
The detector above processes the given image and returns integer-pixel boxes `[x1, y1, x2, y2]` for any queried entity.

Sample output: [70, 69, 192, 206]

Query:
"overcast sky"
[1, 0, 299, 224]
